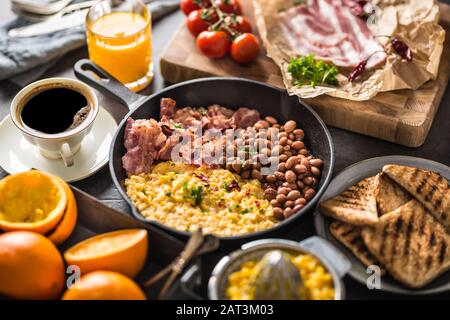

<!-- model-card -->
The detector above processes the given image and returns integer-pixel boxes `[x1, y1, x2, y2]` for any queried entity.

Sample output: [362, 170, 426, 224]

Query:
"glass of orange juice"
[86, 0, 153, 92]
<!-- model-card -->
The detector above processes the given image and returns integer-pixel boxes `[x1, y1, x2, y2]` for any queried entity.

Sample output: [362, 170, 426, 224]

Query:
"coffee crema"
[21, 88, 89, 134]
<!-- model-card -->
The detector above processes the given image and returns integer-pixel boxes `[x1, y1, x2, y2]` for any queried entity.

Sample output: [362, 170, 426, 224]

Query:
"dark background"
[0, 1, 449, 299]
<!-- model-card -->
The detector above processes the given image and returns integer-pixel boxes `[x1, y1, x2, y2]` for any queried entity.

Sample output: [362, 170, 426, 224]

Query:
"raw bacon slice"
[278, 0, 386, 69]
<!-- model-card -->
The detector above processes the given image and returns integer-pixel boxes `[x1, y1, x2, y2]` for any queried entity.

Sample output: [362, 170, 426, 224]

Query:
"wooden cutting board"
[160, 0, 450, 147]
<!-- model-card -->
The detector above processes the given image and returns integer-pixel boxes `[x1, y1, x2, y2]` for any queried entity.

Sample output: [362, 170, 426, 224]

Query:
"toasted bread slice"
[375, 173, 412, 216]
[320, 176, 378, 225]
[362, 200, 450, 288]
[383, 165, 450, 231]
[330, 220, 385, 274]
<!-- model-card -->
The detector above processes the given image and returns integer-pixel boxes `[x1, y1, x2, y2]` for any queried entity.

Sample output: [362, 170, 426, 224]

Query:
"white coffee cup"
[10, 78, 99, 167]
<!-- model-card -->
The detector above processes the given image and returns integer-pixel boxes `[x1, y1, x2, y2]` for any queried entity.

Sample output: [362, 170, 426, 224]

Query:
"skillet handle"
[299, 236, 351, 278]
[74, 59, 146, 109]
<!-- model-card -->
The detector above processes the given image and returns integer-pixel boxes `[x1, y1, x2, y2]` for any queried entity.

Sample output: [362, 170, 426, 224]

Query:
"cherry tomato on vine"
[224, 15, 251, 34]
[186, 9, 218, 36]
[216, 0, 241, 14]
[230, 33, 260, 64]
[196, 30, 231, 58]
[180, 0, 211, 16]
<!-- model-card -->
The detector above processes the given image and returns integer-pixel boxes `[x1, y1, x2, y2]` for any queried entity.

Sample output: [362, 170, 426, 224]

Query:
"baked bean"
[264, 188, 277, 200]
[260, 148, 271, 157]
[275, 171, 285, 181]
[299, 149, 309, 156]
[278, 162, 286, 172]
[266, 174, 277, 183]
[293, 204, 304, 213]
[303, 176, 314, 186]
[282, 182, 297, 189]
[296, 181, 305, 189]
[279, 154, 288, 162]
[273, 207, 284, 220]
[278, 132, 288, 139]
[285, 170, 296, 183]
[277, 187, 289, 195]
[286, 156, 298, 169]
[251, 169, 261, 180]
[284, 200, 294, 209]
[294, 164, 307, 174]
[284, 150, 293, 158]
[293, 129, 304, 140]
[276, 194, 287, 204]
[310, 158, 323, 167]
[283, 145, 291, 152]
[288, 133, 295, 140]
[311, 166, 321, 176]
[287, 190, 301, 201]
[287, 139, 293, 146]
[270, 199, 281, 207]
[254, 123, 264, 130]
[300, 158, 310, 167]
[292, 141, 304, 150]
[279, 137, 288, 146]
[265, 116, 278, 125]
[295, 198, 306, 206]
[304, 188, 316, 200]
[232, 162, 242, 172]
[271, 145, 283, 156]
[273, 124, 281, 128]
[241, 170, 250, 179]
[284, 120, 296, 133]
[283, 208, 294, 219]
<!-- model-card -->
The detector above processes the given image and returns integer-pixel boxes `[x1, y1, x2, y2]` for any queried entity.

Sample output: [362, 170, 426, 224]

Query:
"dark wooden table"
[1, 2, 449, 300]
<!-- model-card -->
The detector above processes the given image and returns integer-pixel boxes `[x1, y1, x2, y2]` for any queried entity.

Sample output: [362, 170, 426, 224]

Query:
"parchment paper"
[254, 0, 446, 101]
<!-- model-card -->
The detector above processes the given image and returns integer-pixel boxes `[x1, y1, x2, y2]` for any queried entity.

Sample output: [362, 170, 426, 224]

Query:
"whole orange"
[0, 231, 66, 299]
[62, 271, 146, 300]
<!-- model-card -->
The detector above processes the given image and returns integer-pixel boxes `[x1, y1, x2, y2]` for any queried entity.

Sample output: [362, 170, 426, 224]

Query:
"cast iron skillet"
[74, 59, 335, 245]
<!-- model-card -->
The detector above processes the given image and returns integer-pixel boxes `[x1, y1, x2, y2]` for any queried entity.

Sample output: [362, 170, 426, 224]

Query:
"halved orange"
[62, 270, 147, 300]
[47, 176, 77, 245]
[0, 231, 65, 300]
[0, 171, 67, 234]
[64, 229, 148, 278]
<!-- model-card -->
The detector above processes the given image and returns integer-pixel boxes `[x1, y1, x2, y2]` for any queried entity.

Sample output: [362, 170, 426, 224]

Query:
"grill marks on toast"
[320, 176, 378, 226]
[383, 165, 450, 231]
[329, 221, 384, 273]
[361, 200, 450, 288]
[375, 173, 412, 216]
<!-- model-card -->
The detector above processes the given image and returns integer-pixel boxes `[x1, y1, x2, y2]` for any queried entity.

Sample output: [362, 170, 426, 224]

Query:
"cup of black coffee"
[10, 78, 99, 167]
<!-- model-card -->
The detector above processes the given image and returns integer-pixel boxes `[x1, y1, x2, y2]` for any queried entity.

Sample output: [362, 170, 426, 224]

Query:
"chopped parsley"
[190, 186, 203, 206]
[173, 123, 183, 129]
[240, 208, 252, 214]
[288, 54, 339, 87]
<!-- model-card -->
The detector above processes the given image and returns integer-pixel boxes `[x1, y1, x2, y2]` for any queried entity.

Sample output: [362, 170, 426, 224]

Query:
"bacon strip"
[278, 0, 386, 68]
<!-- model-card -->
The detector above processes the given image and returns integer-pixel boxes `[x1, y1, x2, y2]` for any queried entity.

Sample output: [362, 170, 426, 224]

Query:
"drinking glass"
[86, 0, 153, 92]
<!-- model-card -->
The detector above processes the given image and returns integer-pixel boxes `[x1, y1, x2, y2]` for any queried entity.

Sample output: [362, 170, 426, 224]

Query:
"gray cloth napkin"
[0, 0, 179, 86]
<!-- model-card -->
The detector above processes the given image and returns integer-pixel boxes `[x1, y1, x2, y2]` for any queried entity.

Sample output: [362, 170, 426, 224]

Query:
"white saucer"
[0, 107, 117, 182]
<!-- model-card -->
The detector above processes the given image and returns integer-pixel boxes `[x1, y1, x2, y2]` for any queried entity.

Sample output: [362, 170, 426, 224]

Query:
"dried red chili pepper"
[391, 38, 413, 61]
[348, 59, 368, 82]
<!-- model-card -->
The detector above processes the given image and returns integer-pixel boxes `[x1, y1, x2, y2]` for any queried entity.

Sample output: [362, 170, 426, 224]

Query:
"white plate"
[0, 107, 117, 182]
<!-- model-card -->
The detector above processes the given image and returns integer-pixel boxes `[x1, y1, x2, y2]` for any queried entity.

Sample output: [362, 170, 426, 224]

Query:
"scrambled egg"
[226, 253, 335, 300]
[125, 162, 277, 236]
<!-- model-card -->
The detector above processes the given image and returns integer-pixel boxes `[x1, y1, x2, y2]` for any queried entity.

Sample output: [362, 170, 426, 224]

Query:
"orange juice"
[87, 11, 153, 92]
